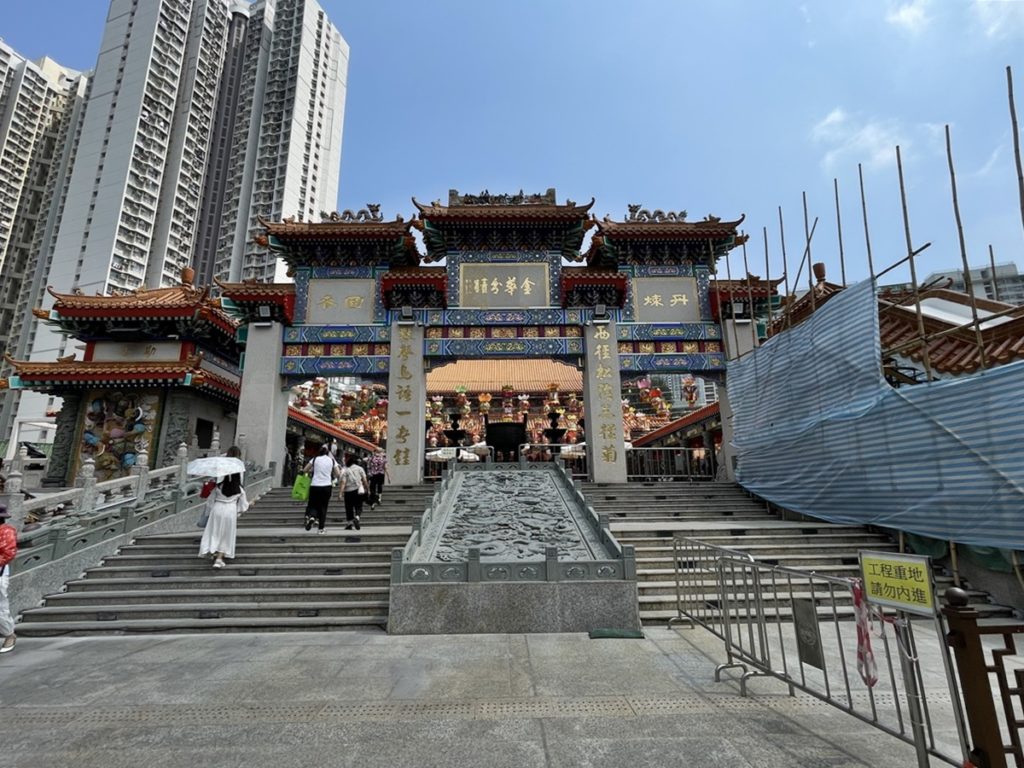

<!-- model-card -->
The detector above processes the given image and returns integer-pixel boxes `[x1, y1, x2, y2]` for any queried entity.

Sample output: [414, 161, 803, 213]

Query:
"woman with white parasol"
[189, 446, 248, 569]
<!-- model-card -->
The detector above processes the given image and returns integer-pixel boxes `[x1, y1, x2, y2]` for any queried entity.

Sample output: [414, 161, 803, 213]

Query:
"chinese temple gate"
[219, 189, 744, 484]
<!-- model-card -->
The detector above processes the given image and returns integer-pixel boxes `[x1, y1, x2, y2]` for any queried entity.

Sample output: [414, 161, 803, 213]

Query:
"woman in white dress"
[198, 472, 248, 568]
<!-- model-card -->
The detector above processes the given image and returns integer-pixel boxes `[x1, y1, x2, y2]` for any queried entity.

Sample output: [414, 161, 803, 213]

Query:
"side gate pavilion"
[222, 189, 744, 485]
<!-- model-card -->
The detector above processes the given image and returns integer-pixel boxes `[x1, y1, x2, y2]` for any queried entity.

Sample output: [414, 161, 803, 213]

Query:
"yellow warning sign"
[859, 550, 935, 616]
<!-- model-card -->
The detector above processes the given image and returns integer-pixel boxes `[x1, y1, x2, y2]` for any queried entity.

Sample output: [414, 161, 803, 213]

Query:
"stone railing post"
[236, 433, 247, 462]
[12, 445, 28, 474]
[211, 428, 220, 454]
[176, 442, 189, 490]
[0, 470, 25, 530]
[943, 587, 1008, 768]
[75, 458, 97, 518]
[131, 448, 150, 504]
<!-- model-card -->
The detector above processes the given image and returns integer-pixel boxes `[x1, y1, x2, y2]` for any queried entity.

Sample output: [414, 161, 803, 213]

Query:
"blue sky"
[4, 0, 1024, 287]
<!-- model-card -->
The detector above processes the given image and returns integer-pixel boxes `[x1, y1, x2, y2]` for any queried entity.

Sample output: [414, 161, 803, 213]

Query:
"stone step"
[102, 552, 394, 567]
[628, 534, 893, 550]
[640, 550, 873, 566]
[20, 600, 391, 623]
[14, 615, 388, 636]
[238, 518, 421, 528]
[43, 586, 390, 606]
[122, 541, 407, 556]
[630, 542, 896, 558]
[637, 606, 859, 623]
[636, 565, 862, 581]
[136, 532, 410, 547]
[82, 562, 391, 579]
[64, 574, 391, 591]
[637, 592, 854, 607]
[602, 512, 772, 520]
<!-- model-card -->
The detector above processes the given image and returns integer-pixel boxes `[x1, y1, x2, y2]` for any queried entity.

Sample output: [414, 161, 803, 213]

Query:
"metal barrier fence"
[670, 537, 969, 767]
[421, 444, 588, 481]
[626, 447, 713, 482]
[420, 445, 711, 483]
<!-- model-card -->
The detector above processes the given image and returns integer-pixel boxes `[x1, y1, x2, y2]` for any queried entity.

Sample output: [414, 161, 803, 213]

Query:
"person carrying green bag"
[291, 472, 311, 502]
[302, 445, 340, 533]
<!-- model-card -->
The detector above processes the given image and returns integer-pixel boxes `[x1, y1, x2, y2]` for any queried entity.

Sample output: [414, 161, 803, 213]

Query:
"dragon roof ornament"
[448, 188, 558, 206]
[318, 204, 387, 223]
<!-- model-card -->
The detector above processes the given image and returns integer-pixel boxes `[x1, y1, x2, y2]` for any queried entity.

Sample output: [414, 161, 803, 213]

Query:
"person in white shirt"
[303, 444, 339, 533]
[339, 453, 369, 530]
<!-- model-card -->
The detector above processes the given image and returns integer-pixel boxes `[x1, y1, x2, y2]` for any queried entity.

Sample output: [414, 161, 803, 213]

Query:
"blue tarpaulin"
[727, 279, 1024, 549]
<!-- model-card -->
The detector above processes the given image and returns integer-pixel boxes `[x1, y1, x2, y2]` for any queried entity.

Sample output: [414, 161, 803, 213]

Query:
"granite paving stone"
[0, 628, 940, 767]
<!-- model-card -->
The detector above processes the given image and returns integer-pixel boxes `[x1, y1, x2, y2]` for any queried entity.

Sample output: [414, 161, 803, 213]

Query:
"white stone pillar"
[237, 321, 290, 478]
[387, 319, 426, 484]
[583, 318, 627, 483]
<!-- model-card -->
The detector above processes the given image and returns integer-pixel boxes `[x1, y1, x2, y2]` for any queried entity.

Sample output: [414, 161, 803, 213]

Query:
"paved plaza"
[0, 627, 930, 768]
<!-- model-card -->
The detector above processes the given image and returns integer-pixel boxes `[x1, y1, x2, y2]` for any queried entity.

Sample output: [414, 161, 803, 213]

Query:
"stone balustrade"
[0, 443, 276, 577]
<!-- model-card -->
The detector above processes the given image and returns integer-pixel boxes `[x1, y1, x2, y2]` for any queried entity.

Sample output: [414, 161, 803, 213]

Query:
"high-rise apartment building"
[0, 44, 88, 355]
[926, 263, 1024, 305]
[883, 262, 1024, 305]
[46, 0, 230, 296]
[1, 0, 348, 441]
[36, 0, 345, 296]
[0, 43, 90, 443]
[203, 0, 347, 283]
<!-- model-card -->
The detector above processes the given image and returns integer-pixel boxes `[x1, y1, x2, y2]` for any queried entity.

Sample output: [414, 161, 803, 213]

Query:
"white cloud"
[811, 108, 907, 172]
[886, 0, 932, 34]
[972, 0, 1024, 38]
[974, 144, 1004, 177]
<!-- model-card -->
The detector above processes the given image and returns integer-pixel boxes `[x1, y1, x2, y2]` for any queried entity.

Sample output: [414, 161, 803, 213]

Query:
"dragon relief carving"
[319, 204, 384, 223]
[624, 205, 688, 223]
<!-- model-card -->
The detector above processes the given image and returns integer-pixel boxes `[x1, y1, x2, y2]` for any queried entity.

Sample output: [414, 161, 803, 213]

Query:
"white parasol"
[425, 448, 480, 463]
[186, 456, 245, 477]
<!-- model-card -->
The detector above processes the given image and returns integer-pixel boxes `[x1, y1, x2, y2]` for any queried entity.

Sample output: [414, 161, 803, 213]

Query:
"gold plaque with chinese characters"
[632, 277, 700, 322]
[306, 279, 376, 323]
[458, 263, 550, 309]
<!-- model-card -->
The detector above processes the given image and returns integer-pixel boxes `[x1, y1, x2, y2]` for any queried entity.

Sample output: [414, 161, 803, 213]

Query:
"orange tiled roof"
[2, 354, 239, 397]
[767, 280, 845, 336]
[288, 406, 379, 452]
[597, 214, 744, 240]
[259, 215, 410, 240]
[412, 198, 594, 221]
[215, 279, 295, 298]
[44, 284, 238, 334]
[426, 359, 582, 394]
[711, 277, 785, 297]
[631, 403, 720, 447]
[879, 291, 1024, 375]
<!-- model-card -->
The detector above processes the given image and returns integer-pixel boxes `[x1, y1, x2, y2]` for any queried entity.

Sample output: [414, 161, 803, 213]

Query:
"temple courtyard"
[0, 628, 928, 767]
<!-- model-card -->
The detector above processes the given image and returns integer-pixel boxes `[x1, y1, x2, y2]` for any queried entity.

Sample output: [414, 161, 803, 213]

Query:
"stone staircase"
[15, 479, 1012, 635]
[14, 486, 427, 636]
[584, 481, 1012, 625]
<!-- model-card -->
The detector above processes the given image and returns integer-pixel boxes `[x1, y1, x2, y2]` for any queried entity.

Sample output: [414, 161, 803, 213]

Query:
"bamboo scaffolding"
[803, 191, 816, 312]
[858, 163, 876, 281]
[944, 124, 988, 370]
[988, 244, 1001, 302]
[895, 145, 934, 381]
[790, 217, 820, 303]
[834, 178, 847, 287]
[779, 207, 792, 329]
[763, 227, 773, 338]
[1008, 66, 1024, 239]
[721, 240, 743, 361]
[741, 237, 758, 350]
